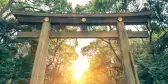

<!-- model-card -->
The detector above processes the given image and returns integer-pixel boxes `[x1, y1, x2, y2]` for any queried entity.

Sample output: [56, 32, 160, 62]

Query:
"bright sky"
[66, 0, 95, 80]
[67, 0, 93, 56]
[67, 0, 94, 80]
[72, 38, 95, 80]
[72, 55, 89, 80]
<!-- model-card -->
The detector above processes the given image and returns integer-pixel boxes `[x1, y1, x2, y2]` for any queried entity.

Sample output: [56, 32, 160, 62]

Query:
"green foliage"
[75, 4, 86, 13]
[131, 37, 168, 84]
[45, 39, 78, 84]
[75, 0, 123, 13]
[81, 39, 123, 84]
[90, 0, 121, 12]
[1, 0, 168, 84]
[0, 45, 16, 84]
[0, 19, 35, 84]
[0, 0, 9, 8]
[0, 20, 15, 83]
[14, 0, 72, 13]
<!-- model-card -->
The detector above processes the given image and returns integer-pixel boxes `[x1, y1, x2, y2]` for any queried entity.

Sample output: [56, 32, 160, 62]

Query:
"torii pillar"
[117, 17, 139, 84]
[29, 17, 50, 84]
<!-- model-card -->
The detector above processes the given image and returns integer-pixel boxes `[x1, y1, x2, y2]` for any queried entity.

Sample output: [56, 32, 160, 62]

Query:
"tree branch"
[101, 38, 121, 65]
[0, 0, 14, 18]
[3, 11, 12, 19]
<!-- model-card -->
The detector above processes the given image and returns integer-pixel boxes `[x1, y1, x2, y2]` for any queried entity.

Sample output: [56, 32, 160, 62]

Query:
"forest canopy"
[0, 0, 168, 84]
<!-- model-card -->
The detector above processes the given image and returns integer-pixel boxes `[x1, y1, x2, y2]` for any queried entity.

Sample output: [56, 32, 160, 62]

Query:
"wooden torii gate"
[13, 10, 151, 84]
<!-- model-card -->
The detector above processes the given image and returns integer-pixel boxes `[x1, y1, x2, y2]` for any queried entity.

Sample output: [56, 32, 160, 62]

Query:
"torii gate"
[13, 10, 151, 84]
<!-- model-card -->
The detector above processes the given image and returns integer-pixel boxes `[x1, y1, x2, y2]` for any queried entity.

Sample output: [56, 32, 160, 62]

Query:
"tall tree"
[0, 0, 74, 84]
[81, 39, 124, 84]
[45, 40, 78, 84]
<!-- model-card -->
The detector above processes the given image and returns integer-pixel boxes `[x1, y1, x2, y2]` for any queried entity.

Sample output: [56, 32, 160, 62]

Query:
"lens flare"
[72, 57, 89, 80]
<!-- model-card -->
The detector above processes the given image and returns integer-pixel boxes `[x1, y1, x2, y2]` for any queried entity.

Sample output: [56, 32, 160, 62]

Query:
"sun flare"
[72, 57, 89, 80]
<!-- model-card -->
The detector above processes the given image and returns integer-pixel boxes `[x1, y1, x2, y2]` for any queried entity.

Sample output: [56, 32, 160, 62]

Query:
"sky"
[68, 0, 94, 57]
[67, 0, 94, 72]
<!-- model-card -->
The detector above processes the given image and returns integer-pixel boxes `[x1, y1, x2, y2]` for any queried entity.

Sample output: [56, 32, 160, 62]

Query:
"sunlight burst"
[72, 57, 89, 80]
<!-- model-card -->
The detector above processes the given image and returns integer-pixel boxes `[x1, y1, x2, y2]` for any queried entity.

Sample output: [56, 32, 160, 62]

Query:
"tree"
[45, 39, 78, 84]
[0, 0, 14, 19]
[1, 0, 168, 84]
[13, 0, 72, 13]
[0, 0, 75, 84]
[75, 0, 123, 13]
[75, 0, 134, 84]
[81, 39, 124, 84]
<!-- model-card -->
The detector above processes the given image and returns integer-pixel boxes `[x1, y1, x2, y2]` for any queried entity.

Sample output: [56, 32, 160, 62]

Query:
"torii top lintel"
[13, 10, 152, 25]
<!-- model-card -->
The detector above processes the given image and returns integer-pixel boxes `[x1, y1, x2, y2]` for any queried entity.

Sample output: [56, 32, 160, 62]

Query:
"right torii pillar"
[117, 17, 139, 84]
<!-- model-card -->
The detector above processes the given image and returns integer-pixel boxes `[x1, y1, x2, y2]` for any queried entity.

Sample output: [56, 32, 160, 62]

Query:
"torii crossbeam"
[13, 10, 151, 84]
[13, 10, 151, 25]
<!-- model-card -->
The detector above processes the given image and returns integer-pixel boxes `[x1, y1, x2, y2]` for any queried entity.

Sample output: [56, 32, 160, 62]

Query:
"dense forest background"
[0, 0, 168, 84]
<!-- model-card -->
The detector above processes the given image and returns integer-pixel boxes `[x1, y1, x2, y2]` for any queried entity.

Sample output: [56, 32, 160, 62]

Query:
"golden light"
[72, 57, 89, 80]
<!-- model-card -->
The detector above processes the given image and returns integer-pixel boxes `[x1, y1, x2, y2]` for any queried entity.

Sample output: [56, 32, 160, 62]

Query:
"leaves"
[0, 0, 168, 84]
[45, 39, 78, 84]
[81, 39, 123, 84]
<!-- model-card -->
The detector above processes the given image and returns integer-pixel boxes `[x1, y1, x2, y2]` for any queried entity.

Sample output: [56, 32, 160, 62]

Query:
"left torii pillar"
[30, 17, 50, 84]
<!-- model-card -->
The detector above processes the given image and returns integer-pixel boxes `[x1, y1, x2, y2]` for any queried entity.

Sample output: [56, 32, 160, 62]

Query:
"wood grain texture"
[129, 52, 140, 84]
[17, 31, 149, 38]
[13, 11, 152, 25]
[117, 22, 136, 84]
[13, 10, 151, 17]
[29, 21, 50, 84]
